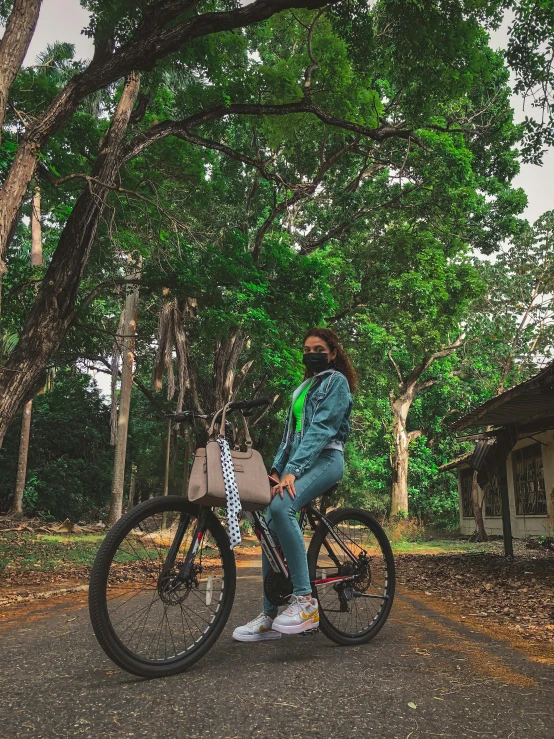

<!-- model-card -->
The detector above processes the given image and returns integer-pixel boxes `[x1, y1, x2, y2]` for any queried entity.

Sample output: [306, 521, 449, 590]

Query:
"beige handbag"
[187, 403, 271, 511]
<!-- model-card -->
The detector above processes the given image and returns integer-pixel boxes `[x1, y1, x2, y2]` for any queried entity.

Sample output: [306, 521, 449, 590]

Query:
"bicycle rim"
[308, 508, 395, 645]
[89, 497, 235, 677]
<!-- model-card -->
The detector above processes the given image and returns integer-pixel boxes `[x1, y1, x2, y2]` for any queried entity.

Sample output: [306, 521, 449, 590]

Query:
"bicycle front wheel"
[89, 496, 235, 678]
[307, 508, 395, 646]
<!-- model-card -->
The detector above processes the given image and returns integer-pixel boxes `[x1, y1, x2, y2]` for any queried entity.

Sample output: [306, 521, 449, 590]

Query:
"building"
[440, 362, 554, 554]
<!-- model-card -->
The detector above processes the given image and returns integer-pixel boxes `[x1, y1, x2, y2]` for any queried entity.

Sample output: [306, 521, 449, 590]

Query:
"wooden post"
[498, 458, 514, 557]
[162, 420, 172, 529]
[182, 431, 191, 496]
[163, 419, 171, 498]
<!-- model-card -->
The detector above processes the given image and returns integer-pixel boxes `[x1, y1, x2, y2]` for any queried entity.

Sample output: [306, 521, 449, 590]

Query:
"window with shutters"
[460, 468, 474, 518]
[484, 470, 502, 517]
[512, 444, 547, 516]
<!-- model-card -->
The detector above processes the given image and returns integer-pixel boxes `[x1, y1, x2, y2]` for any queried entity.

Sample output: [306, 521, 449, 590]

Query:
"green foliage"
[1, 1, 544, 528]
[506, 0, 554, 161]
[0, 370, 113, 520]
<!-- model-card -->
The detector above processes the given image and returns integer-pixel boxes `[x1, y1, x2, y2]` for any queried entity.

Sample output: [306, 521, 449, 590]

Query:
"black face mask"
[302, 352, 330, 373]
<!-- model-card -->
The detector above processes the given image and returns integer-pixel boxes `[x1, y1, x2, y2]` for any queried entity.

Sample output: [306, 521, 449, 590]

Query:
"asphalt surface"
[1, 567, 553, 739]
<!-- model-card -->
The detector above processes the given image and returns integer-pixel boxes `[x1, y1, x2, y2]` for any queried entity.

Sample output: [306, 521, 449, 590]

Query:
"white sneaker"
[271, 595, 319, 634]
[232, 613, 282, 642]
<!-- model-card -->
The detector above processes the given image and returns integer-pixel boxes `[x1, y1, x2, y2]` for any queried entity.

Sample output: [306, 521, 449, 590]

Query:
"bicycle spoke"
[311, 512, 393, 639]
[100, 504, 229, 665]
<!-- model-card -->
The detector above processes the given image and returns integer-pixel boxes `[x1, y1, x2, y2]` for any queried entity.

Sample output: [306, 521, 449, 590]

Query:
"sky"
[24, 0, 553, 226]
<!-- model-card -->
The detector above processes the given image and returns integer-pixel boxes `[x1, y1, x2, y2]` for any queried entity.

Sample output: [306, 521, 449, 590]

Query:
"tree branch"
[0, 0, 41, 140]
[300, 181, 426, 254]
[388, 350, 404, 387]
[122, 100, 426, 164]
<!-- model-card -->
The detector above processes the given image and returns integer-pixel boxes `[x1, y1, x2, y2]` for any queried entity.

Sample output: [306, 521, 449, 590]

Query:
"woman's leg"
[268, 450, 344, 598]
[261, 508, 279, 618]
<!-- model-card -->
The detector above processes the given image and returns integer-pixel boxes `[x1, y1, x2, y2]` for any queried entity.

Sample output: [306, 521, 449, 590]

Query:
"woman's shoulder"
[322, 370, 350, 393]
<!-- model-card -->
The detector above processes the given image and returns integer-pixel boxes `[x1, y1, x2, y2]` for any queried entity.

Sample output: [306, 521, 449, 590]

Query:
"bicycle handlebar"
[169, 395, 276, 423]
[226, 395, 276, 411]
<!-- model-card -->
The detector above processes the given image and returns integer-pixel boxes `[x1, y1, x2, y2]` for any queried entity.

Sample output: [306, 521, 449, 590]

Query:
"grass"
[0, 532, 105, 575]
[390, 538, 496, 555]
[0, 528, 500, 576]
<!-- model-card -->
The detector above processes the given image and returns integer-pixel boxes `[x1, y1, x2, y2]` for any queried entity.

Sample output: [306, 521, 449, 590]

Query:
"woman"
[233, 327, 357, 642]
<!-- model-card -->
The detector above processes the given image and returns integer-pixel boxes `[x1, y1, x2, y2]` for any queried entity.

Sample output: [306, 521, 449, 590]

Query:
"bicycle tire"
[89, 496, 236, 678]
[307, 507, 395, 646]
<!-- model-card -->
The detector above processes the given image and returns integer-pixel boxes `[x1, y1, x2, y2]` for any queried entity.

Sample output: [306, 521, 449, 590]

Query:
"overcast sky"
[21, 0, 554, 225]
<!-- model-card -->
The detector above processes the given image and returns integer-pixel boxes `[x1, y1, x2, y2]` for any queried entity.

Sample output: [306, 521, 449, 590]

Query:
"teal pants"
[263, 433, 344, 617]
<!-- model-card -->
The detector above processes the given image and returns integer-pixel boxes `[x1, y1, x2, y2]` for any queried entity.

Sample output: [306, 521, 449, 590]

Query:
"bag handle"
[208, 403, 253, 447]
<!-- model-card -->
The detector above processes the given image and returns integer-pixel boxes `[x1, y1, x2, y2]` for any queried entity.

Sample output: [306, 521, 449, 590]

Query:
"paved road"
[1, 567, 553, 739]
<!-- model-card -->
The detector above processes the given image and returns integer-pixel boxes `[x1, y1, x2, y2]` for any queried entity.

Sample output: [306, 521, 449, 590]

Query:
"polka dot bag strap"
[216, 437, 242, 549]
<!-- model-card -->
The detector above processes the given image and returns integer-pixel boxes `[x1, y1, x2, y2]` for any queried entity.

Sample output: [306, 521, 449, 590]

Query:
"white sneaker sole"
[271, 616, 319, 635]
[232, 629, 282, 642]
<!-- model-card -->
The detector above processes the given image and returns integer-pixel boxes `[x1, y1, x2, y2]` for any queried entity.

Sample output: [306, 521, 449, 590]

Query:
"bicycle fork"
[158, 508, 210, 594]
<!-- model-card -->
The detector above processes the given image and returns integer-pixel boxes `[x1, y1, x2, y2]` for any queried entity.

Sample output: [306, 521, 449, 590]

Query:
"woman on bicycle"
[233, 327, 357, 642]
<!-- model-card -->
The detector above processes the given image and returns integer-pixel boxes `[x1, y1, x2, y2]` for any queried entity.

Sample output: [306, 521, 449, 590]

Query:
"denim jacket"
[271, 369, 352, 479]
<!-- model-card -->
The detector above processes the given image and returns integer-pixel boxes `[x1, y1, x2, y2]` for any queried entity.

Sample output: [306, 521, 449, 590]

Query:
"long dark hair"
[303, 327, 358, 393]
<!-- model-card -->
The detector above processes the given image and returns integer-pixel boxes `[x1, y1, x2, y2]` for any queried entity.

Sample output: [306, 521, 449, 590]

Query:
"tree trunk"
[213, 331, 246, 408]
[387, 335, 465, 518]
[127, 465, 137, 511]
[10, 186, 42, 514]
[11, 399, 32, 514]
[30, 187, 42, 266]
[390, 406, 410, 517]
[0, 72, 141, 445]
[106, 257, 141, 526]
[0, 0, 42, 142]
[471, 470, 489, 542]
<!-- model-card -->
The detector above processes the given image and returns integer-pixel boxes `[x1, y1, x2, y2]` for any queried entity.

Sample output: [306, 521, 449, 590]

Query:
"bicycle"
[88, 397, 396, 678]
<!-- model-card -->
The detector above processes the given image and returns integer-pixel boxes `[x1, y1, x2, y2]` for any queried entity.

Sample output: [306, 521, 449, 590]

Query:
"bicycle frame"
[168, 408, 362, 589]
[245, 504, 360, 588]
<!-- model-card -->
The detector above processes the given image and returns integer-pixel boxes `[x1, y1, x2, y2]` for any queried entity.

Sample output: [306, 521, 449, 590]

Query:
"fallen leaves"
[398, 547, 554, 644]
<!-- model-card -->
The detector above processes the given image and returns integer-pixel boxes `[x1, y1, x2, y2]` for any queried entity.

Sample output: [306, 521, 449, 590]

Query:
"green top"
[293, 380, 312, 433]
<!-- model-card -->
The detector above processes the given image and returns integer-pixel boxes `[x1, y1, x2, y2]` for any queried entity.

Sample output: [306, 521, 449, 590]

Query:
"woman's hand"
[272, 473, 297, 500]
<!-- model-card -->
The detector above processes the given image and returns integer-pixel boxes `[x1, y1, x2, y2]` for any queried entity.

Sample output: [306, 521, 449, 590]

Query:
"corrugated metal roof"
[469, 438, 496, 470]
[448, 362, 554, 430]
[438, 451, 473, 472]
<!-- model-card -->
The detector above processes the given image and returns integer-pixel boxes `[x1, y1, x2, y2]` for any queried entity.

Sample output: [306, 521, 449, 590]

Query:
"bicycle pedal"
[299, 627, 319, 636]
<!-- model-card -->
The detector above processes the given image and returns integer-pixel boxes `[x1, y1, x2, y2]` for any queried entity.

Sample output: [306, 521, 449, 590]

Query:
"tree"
[0, 368, 113, 520]
[506, 1, 554, 162]
[11, 185, 42, 514]
[0, 0, 529, 445]
[0, 1, 534, 530]
[0, 0, 41, 140]
[107, 256, 141, 526]
[387, 335, 465, 516]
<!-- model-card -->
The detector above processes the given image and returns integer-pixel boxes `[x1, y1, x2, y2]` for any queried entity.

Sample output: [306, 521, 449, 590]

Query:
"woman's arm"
[282, 374, 351, 479]
[270, 410, 291, 477]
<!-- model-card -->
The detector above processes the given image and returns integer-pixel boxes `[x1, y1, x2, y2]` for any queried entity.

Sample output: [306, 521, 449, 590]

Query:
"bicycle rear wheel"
[89, 496, 235, 678]
[307, 508, 395, 646]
